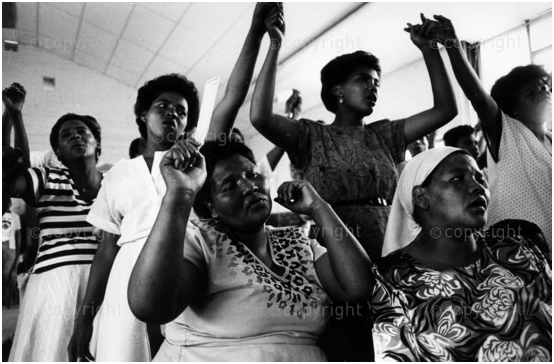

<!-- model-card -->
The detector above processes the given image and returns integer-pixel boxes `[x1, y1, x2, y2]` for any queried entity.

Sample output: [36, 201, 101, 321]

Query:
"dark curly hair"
[443, 125, 475, 147]
[49, 113, 102, 161]
[320, 50, 381, 113]
[193, 140, 256, 218]
[490, 65, 551, 118]
[134, 73, 200, 140]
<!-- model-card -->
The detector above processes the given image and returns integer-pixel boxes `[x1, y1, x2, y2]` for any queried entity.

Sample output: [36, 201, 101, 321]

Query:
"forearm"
[250, 45, 280, 129]
[207, 27, 264, 138]
[446, 43, 498, 123]
[76, 233, 120, 323]
[422, 48, 457, 122]
[225, 28, 264, 103]
[311, 202, 374, 297]
[10, 110, 30, 165]
[128, 191, 194, 321]
[2, 110, 12, 147]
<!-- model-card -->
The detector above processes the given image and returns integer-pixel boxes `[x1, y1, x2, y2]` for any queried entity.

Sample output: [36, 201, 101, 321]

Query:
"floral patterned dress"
[288, 118, 406, 361]
[371, 228, 552, 361]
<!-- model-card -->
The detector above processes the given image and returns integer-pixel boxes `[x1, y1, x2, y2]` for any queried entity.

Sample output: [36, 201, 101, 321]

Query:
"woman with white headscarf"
[370, 147, 551, 361]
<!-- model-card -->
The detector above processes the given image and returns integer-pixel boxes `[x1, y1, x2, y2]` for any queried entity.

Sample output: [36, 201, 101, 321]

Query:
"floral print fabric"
[371, 227, 552, 361]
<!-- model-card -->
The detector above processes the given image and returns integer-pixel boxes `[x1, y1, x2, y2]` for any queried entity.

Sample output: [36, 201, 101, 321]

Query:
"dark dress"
[372, 226, 552, 361]
[288, 118, 406, 361]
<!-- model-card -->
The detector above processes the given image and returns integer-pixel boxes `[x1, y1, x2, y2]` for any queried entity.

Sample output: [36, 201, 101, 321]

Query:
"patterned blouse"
[288, 118, 406, 260]
[162, 219, 330, 361]
[371, 225, 552, 361]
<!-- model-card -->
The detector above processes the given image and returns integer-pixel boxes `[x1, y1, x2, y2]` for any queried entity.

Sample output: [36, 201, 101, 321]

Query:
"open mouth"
[162, 119, 177, 127]
[468, 196, 487, 211]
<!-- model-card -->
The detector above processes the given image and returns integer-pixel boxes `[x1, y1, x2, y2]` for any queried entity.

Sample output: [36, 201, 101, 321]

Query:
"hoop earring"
[339, 94, 344, 104]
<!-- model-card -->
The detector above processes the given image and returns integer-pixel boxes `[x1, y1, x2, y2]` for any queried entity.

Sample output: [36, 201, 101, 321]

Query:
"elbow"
[446, 104, 458, 121]
[127, 284, 173, 325]
[128, 293, 173, 325]
[249, 108, 266, 129]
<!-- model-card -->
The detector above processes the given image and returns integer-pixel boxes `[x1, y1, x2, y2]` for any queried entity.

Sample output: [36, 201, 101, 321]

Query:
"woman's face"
[420, 153, 489, 230]
[336, 65, 380, 116]
[209, 154, 271, 233]
[513, 76, 552, 126]
[144, 91, 188, 148]
[56, 120, 98, 162]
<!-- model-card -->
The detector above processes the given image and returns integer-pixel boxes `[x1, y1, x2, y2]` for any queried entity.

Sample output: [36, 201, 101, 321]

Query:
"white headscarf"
[382, 147, 464, 257]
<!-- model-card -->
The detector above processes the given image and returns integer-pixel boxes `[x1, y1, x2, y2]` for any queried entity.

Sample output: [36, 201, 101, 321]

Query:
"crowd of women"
[2, 3, 551, 362]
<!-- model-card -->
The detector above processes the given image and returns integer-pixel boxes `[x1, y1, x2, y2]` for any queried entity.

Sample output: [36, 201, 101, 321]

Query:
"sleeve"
[86, 172, 121, 235]
[29, 151, 47, 168]
[288, 118, 315, 169]
[24, 167, 48, 205]
[370, 119, 407, 164]
[183, 224, 208, 272]
[309, 237, 327, 262]
[12, 213, 20, 231]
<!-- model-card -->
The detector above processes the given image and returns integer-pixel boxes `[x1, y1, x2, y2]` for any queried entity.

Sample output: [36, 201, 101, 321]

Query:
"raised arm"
[400, 17, 458, 144]
[68, 229, 120, 362]
[2, 83, 29, 165]
[206, 3, 272, 140]
[250, 4, 301, 153]
[425, 14, 500, 152]
[263, 90, 302, 170]
[128, 140, 207, 324]
[275, 181, 374, 301]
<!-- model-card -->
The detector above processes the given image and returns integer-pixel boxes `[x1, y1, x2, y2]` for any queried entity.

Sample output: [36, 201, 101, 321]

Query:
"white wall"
[3, 44, 138, 165]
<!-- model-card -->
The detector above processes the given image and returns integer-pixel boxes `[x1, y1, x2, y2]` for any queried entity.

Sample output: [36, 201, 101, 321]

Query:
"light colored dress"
[156, 219, 330, 361]
[485, 111, 552, 253]
[86, 152, 166, 361]
[9, 167, 98, 362]
[372, 226, 552, 361]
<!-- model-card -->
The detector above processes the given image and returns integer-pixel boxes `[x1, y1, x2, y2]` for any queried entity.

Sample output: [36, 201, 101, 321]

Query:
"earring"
[339, 94, 344, 104]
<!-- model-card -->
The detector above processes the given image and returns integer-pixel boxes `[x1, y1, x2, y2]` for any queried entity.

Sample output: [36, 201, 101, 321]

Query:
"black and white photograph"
[2, 1, 552, 362]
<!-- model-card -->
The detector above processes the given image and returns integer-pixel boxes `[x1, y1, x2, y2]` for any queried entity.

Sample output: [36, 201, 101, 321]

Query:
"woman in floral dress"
[372, 147, 551, 361]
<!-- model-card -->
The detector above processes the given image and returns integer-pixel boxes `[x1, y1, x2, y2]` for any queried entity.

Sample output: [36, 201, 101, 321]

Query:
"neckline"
[401, 235, 485, 272]
[232, 227, 289, 280]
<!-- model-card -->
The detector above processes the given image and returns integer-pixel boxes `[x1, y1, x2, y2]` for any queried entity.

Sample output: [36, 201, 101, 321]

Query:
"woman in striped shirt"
[5, 108, 103, 361]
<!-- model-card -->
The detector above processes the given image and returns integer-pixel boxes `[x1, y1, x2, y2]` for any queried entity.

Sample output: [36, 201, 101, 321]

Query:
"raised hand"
[159, 139, 206, 195]
[285, 89, 302, 119]
[251, 2, 273, 36]
[425, 14, 458, 46]
[275, 180, 323, 216]
[266, 2, 285, 47]
[2, 82, 26, 112]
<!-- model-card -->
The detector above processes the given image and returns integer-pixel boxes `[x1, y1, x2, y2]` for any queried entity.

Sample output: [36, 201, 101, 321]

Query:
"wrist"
[163, 188, 197, 205]
[248, 25, 265, 40]
[309, 200, 332, 221]
[7, 108, 22, 116]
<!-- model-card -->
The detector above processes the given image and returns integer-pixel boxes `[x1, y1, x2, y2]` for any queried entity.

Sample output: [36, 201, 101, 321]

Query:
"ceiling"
[2, 2, 552, 152]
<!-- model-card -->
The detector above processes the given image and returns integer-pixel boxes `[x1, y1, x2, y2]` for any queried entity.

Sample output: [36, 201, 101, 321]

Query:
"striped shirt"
[26, 167, 99, 273]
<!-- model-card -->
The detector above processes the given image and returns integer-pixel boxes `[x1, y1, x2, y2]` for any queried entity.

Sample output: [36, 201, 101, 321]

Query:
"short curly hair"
[490, 65, 551, 118]
[134, 73, 200, 140]
[443, 125, 475, 147]
[320, 50, 381, 113]
[193, 140, 256, 219]
[49, 113, 102, 161]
